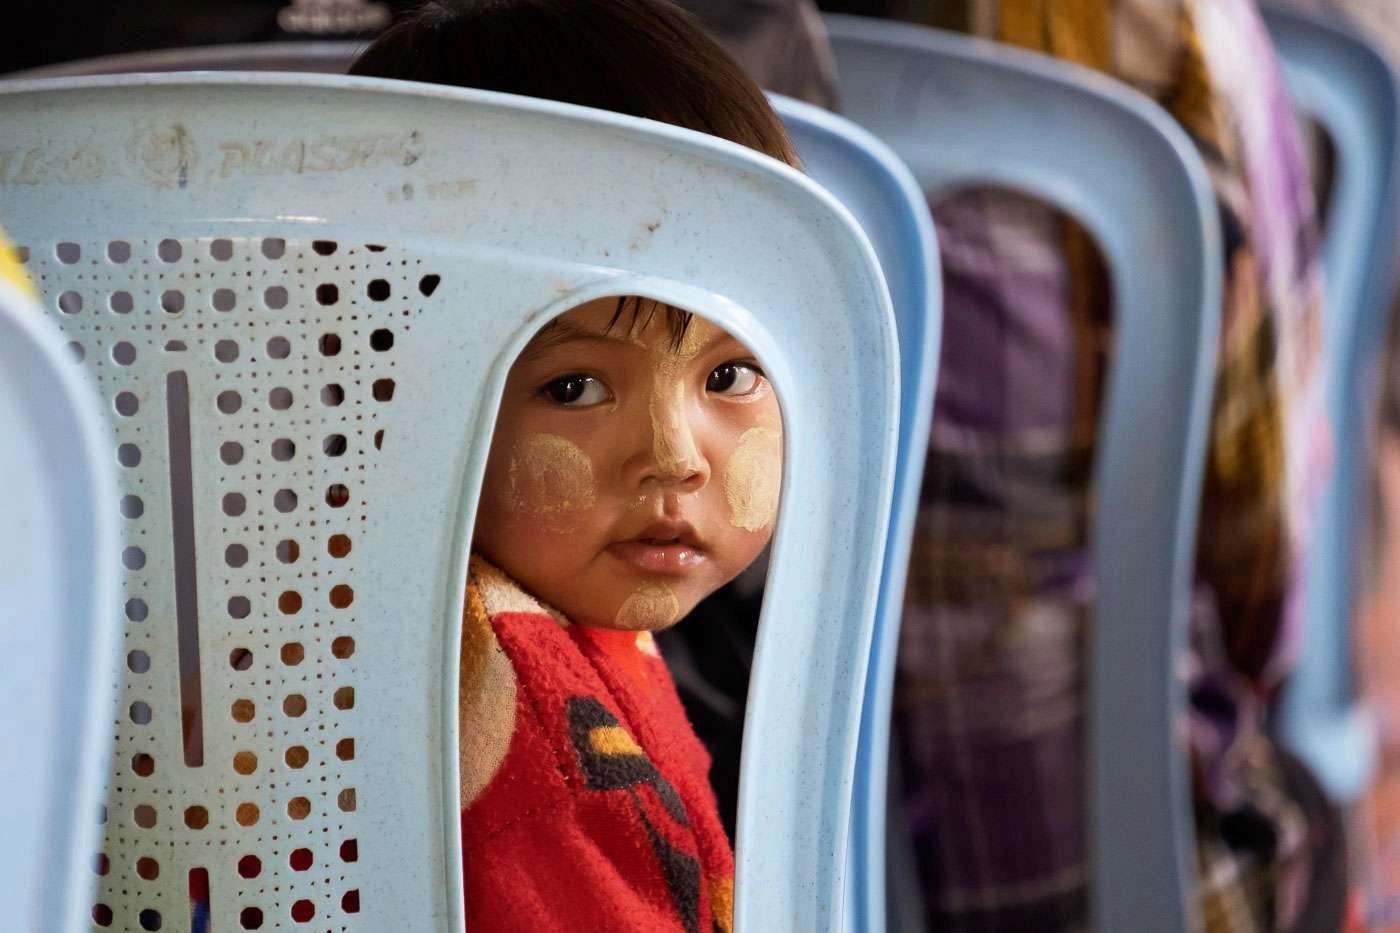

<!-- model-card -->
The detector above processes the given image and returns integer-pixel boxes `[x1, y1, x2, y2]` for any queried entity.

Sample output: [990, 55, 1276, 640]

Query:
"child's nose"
[637, 385, 710, 491]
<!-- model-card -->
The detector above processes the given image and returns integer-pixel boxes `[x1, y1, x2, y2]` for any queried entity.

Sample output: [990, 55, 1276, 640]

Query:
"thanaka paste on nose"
[503, 433, 596, 516]
[650, 380, 702, 477]
[724, 426, 781, 531]
[648, 319, 708, 478]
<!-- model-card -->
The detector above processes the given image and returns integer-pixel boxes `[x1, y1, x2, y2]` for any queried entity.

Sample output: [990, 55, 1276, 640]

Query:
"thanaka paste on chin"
[615, 582, 681, 630]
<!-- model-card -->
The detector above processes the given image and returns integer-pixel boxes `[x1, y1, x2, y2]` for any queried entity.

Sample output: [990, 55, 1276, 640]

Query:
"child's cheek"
[615, 582, 681, 629]
[500, 433, 596, 523]
[722, 426, 782, 532]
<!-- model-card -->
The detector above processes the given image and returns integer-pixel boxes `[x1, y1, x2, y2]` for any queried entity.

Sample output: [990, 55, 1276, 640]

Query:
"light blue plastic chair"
[1264, 4, 1400, 803]
[770, 94, 942, 933]
[824, 15, 1223, 932]
[0, 243, 121, 932]
[0, 73, 898, 931]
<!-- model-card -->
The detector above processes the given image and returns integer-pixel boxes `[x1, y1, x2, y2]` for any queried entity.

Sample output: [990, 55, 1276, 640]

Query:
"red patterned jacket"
[458, 557, 734, 933]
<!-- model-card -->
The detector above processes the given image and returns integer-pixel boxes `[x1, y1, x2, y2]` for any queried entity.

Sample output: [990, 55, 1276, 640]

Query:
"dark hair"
[351, 0, 797, 345]
[351, 0, 798, 165]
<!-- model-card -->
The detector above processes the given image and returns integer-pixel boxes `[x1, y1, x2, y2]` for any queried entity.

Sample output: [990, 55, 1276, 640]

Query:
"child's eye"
[706, 361, 764, 397]
[541, 375, 610, 407]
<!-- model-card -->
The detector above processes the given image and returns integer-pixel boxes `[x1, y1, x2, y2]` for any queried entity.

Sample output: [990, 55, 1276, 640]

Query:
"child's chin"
[571, 586, 702, 633]
[587, 618, 686, 634]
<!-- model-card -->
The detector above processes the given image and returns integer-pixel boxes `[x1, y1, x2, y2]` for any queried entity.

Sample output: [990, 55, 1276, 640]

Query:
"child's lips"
[607, 520, 705, 574]
[606, 540, 707, 574]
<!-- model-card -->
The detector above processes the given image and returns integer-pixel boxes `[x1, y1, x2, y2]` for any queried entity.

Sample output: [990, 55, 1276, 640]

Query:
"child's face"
[473, 297, 783, 631]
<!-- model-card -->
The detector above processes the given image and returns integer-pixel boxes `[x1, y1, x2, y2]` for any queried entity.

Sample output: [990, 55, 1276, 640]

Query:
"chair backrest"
[824, 16, 1223, 933]
[1263, 3, 1400, 802]
[0, 73, 899, 932]
[4, 42, 363, 79]
[0, 236, 121, 932]
[769, 94, 942, 933]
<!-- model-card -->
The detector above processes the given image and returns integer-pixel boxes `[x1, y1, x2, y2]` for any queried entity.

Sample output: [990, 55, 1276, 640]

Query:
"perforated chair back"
[0, 234, 121, 932]
[769, 93, 941, 933]
[4, 42, 363, 79]
[824, 15, 1222, 932]
[0, 73, 898, 932]
[1263, 4, 1400, 802]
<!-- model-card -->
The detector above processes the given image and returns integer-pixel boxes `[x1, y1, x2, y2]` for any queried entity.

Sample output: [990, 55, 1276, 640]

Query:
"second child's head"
[353, 0, 795, 630]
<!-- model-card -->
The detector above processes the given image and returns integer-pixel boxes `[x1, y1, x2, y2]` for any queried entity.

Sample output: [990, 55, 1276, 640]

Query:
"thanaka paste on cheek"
[615, 583, 681, 630]
[503, 433, 596, 517]
[724, 427, 781, 531]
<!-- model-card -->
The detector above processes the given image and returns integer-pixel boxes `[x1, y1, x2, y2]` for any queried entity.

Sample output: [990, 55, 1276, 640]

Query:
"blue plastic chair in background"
[0, 235, 121, 932]
[824, 16, 1223, 932]
[1263, 4, 1400, 805]
[3, 42, 363, 78]
[771, 93, 943, 933]
[0, 73, 898, 931]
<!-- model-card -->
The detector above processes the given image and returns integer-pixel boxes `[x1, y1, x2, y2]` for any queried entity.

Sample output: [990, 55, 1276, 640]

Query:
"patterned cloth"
[886, 1, 1331, 930]
[460, 557, 734, 933]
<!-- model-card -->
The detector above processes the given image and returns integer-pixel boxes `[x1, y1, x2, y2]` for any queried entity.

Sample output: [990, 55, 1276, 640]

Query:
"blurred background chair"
[770, 93, 942, 933]
[0, 231, 121, 933]
[823, 16, 1222, 932]
[0, 72, 898, 931]
[5, 41, 363, 77]
[1264, 3, 1400, 803]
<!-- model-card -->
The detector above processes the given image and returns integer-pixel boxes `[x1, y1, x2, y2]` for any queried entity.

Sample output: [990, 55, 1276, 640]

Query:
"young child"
[351, 3, 795, 930]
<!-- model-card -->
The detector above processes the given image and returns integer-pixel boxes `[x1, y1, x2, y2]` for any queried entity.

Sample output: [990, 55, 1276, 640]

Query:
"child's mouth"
[607, 540, 706, 573]
[608, 522, 705, 574]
